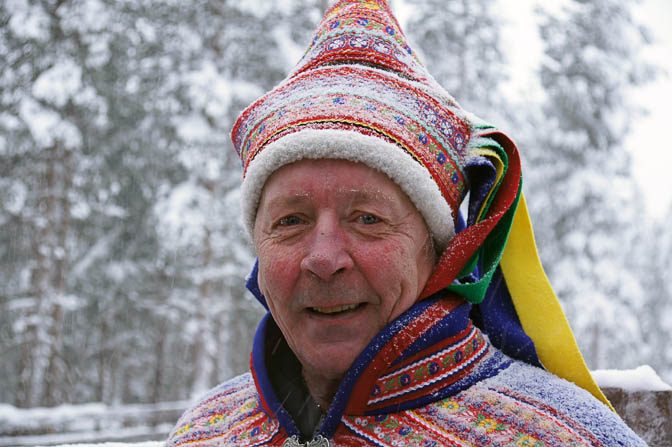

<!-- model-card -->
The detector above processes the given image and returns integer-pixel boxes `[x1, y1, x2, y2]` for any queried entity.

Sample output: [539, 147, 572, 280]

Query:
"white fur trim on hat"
[241, 128, 455, 250]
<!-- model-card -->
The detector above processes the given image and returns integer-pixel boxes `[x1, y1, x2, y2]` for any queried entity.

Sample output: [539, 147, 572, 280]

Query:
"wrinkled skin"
[253, 159, 436, 407]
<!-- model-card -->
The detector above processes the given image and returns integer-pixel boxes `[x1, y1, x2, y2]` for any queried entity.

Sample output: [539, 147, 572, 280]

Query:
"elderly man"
[167, 1, 646, 446]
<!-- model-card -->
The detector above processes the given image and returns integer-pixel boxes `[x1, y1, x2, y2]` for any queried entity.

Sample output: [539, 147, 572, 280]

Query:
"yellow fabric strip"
[471, 147, 504, 223]
[500, 193, 615, 412]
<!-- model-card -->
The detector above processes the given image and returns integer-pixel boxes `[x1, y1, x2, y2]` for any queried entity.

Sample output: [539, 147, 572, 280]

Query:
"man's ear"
[256, 266, 267, 297]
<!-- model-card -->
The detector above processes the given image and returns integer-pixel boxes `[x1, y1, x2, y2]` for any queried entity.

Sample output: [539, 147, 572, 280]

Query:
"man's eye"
[277, 215, 303, 226]
[358, 214, 381, 225]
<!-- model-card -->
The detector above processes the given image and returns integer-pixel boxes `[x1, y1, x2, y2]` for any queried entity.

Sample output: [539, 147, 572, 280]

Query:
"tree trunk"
[45, 144, 72, 406]
[190, 225, 214, 397]
[152, 325, 165, 403]
[97, 319, 108, 403]
[14, 336, 33, 408]
[24, 145, 57, 407]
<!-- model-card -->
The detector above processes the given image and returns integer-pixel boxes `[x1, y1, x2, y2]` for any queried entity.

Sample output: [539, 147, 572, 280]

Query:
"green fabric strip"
[456, 140, 508, 280]
[449, 179, 522, 304]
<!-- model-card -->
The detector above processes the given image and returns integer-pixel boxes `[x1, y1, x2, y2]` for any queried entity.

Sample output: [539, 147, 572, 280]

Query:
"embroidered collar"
[251, 293, 512, 441]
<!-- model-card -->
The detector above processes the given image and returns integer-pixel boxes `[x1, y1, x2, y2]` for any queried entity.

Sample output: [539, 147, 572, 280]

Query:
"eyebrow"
[340, 188, 396, 206]
[262, 193, 312, 213]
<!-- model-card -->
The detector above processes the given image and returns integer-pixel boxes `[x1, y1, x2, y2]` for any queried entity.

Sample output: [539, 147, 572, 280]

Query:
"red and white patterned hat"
[231, 0, 480, 250]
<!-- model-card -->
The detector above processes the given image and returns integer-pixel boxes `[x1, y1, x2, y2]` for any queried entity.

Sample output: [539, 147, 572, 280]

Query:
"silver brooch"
[282, 435, 330, 447]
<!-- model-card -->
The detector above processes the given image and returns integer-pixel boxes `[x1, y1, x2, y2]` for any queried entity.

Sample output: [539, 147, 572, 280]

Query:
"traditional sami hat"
[231, 0, 613, 410]
[233, 0, 472, 251]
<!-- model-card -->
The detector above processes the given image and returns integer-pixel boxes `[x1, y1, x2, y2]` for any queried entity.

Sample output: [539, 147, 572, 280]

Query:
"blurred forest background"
[1, 0, 670, 410]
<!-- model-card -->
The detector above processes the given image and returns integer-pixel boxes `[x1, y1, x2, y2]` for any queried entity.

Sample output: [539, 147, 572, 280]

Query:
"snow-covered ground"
[3, 427, 170, 447]
[44, 443, 162, 447]
[0, 400, 189, 447]
[592, 365, 672, 391]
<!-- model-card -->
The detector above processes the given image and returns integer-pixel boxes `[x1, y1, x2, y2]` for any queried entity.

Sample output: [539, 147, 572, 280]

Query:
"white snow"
[19, 97, 83, 149]
[63, 0, 111, 34]
[47, 444, 162, 447]
[32, 59, 83, 108]
[592, 365, 672, 392]
[4, 431, 168, 447]
[5, 180, 27, 215]
[175, 113, 212, 142]
[274, 24, 306, 71]
[154, 179, 211, 248]
[7, 0, 50, 41]
[0, 401, 189, 447]
[628, 0, 672, 220]
[181, 61, 262, 129]
[498, 0, 672, 220]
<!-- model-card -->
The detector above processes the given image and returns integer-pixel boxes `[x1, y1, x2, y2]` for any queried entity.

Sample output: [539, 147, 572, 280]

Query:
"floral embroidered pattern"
[168, 382, 279, 446]
[314, 9, 409, 57]
[413, 387, 599, 447]
[343, 414, 444, 447]
[341, 383, 602, 447]
[314, 32, 411, 65]
[294, 0, 425, 83]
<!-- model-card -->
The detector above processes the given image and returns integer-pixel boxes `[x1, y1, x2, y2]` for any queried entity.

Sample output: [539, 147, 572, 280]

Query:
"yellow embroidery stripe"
[471, 147, 504, 223]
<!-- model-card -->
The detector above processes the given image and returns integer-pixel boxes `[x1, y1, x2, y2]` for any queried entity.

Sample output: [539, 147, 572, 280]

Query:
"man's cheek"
[258, 251, 295, 297]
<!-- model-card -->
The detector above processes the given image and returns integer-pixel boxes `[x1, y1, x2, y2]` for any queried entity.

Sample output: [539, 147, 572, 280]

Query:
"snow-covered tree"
[404, 0, 508, 123]
[525, 0, 655, 370]
[0, 0, 326, 406]
[636, 207, 672, 384]
[147, 0, 324, 398]
[0, 0, 111, 407]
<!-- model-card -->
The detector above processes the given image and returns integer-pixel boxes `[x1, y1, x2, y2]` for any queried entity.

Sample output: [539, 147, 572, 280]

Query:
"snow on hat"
[232, 0, 474, 251]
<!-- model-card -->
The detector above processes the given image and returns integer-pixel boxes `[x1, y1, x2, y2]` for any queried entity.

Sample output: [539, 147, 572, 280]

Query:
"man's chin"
[300, 346, 362, 381]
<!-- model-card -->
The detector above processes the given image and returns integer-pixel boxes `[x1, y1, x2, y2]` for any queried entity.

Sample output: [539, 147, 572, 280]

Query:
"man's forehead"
[261, 186, 398, 209]
[259, 159, 408, 206]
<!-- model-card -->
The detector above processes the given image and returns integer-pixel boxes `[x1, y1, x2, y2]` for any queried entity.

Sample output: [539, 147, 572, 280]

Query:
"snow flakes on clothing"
[166, 354, 647, 447]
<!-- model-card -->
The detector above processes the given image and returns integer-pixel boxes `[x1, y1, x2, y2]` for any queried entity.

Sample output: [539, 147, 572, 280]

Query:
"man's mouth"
[310, 303, 363, 314]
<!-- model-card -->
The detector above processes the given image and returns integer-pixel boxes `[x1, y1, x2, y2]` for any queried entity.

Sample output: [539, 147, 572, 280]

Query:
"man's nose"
[300, 214, 354, 280]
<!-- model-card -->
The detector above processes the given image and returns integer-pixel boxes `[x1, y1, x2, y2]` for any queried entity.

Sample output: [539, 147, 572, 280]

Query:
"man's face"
[253, 159, 436, 382]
